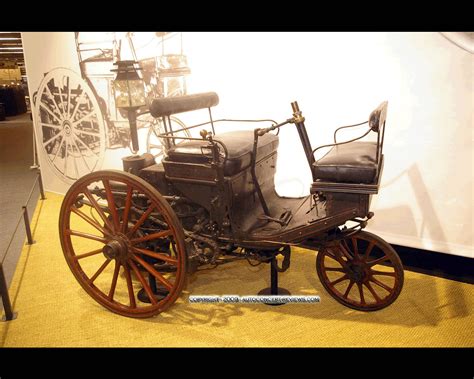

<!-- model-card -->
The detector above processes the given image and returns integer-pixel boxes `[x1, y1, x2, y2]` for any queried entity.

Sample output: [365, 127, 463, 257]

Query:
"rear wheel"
[316, 231, 403, 311]
[59, 170, 187, 318]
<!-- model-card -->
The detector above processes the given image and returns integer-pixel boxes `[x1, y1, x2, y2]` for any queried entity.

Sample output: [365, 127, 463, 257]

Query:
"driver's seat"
[166, 130, 279, 176]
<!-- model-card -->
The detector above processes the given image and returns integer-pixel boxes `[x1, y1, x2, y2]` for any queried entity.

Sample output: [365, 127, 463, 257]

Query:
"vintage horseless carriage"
[59, 91, 404, 318]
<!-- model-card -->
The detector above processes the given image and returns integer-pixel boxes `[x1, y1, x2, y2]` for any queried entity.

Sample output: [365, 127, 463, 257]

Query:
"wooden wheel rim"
[316, 231, 404, 311]
[59, 170, 187, 318]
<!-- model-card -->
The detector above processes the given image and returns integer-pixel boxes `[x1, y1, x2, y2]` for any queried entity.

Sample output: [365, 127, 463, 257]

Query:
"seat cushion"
[166, 130, 279, 176]
[313, 142, 377, 184]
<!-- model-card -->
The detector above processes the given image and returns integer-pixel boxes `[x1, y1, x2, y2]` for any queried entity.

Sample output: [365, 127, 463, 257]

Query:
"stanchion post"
[0, 262, 17, 321]
[37, 169, 46, 200]
[22, 206, 35, 245]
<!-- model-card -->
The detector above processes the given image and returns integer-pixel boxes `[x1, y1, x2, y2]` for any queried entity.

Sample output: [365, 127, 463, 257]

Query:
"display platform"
[1, 192, 473, 347]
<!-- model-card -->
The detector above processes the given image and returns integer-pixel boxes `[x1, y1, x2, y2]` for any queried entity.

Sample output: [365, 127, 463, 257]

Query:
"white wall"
[23, 32, 473, 257]
[183, 32, 473, 257]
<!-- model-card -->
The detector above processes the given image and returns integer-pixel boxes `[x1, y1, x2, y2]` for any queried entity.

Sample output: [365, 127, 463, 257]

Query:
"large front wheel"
[316, 230, 404, 311]
[59, 170, 187, 318]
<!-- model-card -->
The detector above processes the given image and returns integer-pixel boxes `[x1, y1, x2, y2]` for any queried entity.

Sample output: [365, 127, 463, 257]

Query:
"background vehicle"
[33, 32, 191, 184]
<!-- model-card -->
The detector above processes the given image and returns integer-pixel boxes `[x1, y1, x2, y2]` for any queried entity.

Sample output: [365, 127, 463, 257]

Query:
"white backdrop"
[23, 32, 473, 258]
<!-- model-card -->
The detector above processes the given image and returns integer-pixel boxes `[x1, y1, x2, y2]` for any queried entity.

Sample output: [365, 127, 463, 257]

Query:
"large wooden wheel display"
[316, 231, 404, 311]
[59, 170, 187, 318]
[35, 68, 106, 184]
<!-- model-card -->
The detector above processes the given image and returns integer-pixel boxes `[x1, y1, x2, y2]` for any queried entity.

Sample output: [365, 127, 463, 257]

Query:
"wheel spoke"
[127, 204, 156, 237]
[357, 283, 366, 305]
[41, 122, 63, 131]
[323, 267, 345, 273]
[45, 83, 64, 120]
[69, 90, 86, 121]
[72, 110, 97, 127]
[325, 248, 347, 269]
[341, 239, 352, 255]
[57, 83, 66, 118]
[352, 237, 359, 256]
[39, 102, 62, 124]
[363, 241, 375, 261]
[74, 248, 103, 260]
[364, 281, 382, 302]
[66, 76, 71, 118]
[83, 187, 114, 232]
[329, 274, 349, 286]
[123, 264, 136, 308]
[72, 150, 79, 179]
[63, 139, 69, 176]
[89, 259, 111, 283]
[102, 179, 120, 231]
[43, 130, 64, 148]
[52, 136, 65, 162]
[132, 254, 174, 291]
[130, 230, 172, 244]
[129, 260, 158, 305]
[343, 280, 355, 299]
[71, 136, 91, 172]
[66, 229, 107, 243]
[132, 247, 178, 266]
[367, 255, 390, 267]
[70, 206, 111, 237]
[339, 243, 354, 261]
[108, 261, 121, 301]
[121, 185, 133, 234]
[73, 128, 100, 138]
[73, 134, 99, 158]
[369, 277, 393, 293]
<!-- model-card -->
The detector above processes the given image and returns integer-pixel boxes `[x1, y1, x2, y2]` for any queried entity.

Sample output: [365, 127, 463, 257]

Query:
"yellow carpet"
[1, 192, 473, 347]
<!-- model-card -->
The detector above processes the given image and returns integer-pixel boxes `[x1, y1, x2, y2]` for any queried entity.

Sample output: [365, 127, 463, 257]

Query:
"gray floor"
[0, 112, 40, 312]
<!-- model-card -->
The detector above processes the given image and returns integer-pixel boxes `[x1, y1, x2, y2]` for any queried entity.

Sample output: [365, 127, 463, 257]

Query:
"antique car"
[58, 91, 404, 318]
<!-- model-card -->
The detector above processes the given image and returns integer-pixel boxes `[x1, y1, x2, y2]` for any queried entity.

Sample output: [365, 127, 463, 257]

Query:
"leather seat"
[166, 130, 279, 176]
[313, 141, 377, 184]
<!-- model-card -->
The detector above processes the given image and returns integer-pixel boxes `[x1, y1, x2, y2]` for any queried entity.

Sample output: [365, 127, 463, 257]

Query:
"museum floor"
[1, 192, 473, 347]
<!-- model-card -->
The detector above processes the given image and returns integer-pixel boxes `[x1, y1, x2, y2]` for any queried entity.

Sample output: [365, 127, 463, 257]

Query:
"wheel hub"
[103, 237, 129, 263]
[63, 120, 72, 136]
[347, 262, 368, 283]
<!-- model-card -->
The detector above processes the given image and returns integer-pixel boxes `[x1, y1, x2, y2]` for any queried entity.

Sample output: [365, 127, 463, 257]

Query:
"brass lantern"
[112, 60, 146, 153]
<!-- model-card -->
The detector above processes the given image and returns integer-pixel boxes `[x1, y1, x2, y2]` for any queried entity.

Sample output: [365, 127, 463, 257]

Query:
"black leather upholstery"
[313, 142, 377, 184]
[166, 130, 279, 176]
[150, 92, 219, 118]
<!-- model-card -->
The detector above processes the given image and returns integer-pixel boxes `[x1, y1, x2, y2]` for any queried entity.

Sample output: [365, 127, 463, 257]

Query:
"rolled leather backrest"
[369, 101, 388, 132]
[150, 92, 219, 118]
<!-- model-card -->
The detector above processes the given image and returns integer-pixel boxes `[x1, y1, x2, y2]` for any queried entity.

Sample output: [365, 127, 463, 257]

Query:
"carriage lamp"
[112, 60, 146, 154]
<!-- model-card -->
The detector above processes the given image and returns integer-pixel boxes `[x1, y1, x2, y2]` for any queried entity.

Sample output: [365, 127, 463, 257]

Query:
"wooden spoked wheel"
[316, 231, 404, 311]
[59, 170, 187, 318]
[35, 68, 106, 184]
